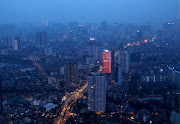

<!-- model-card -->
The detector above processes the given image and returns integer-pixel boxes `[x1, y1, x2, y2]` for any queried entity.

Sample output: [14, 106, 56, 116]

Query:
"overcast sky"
[0, 0, 179, 24]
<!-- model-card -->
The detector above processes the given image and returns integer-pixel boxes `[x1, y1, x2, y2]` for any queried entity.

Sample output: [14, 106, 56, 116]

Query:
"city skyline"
[0, 1, 179, 124]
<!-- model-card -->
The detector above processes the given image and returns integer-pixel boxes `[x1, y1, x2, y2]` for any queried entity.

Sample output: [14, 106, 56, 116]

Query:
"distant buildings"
[14, 39, 18, 50]
[0, 36, 21, 51]
[64, 63, 78, 83]
[88, 72, 106, 112]
[45, 47, 52, 56]
[2, 36, 13, 49]
[48, 76, 53, 84]
[14, 37, 21, 51]
[101, 20, 108, 31]
[141, 74, 167, 83]
[60, 66, 64, 75]
[36, 31, 47, 46]
[103, 50, 111, 73]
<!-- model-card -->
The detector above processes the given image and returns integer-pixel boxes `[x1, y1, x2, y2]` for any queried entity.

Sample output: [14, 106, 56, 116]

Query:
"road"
[33, 61, 48, 76]
[56, 82, 88, 124]
[28, 56, 48, 76]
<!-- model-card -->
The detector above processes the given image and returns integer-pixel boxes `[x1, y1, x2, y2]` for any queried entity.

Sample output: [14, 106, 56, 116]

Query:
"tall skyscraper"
[118, 50, 130, 73]
[88, 72, 106, 112]
[111, 49, 119, 75]
[64, 63, 78, 83]
[103, 50, 111, 73]
[87, 41, 99, 64]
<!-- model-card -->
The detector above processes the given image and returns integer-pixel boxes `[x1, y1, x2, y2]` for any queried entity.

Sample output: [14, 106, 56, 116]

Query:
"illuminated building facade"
[103, 50, 111, 73]
[88, 72, 106, 112]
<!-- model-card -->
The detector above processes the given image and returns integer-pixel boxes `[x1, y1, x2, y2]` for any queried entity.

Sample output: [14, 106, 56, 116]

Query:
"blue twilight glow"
[0, 0, 179, 24]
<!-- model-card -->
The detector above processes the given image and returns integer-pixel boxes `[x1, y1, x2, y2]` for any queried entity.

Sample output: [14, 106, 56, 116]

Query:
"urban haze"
[0, 0, 179, 124]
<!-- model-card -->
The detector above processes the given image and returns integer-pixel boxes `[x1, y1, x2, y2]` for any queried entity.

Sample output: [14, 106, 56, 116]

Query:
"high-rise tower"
[118, 50, 130, 73]
[103, 50, 111, 73]
[88, 72, 106, 112]
[64, 63, 78, 83]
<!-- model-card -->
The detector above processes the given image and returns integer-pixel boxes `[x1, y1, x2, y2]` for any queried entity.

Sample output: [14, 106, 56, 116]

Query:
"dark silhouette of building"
[36, 31, 47, 46]
[64, 63, 78, 83]
[101, 20, 108, 31]
[136, 30, 143, 41]
[114, 64, 122, 86]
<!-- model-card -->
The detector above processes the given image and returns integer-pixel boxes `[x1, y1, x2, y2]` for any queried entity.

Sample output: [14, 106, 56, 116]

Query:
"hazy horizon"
[0, 0, 179, 25]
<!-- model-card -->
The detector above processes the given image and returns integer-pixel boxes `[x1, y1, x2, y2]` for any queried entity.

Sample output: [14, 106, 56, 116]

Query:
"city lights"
[0, 1, 179, 124]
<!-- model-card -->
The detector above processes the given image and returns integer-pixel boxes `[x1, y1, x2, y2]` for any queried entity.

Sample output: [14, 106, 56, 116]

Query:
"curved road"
[56, 82, 88, 124]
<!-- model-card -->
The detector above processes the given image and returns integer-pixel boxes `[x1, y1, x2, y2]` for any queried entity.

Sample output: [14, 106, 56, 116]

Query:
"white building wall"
[88, 72, 106, 112]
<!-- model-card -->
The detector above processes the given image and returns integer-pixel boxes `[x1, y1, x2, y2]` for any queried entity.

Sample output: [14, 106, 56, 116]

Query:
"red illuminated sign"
[103, 51, 111, 73]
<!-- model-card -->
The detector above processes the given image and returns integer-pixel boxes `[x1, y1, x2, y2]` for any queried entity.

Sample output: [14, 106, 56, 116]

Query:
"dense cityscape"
[0, 1, 179, 124]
